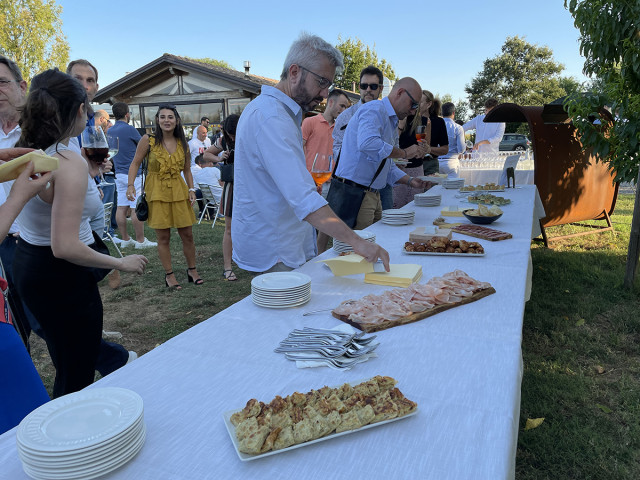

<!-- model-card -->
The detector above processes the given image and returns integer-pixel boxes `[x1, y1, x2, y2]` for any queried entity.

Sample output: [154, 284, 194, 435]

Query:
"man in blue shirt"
[109, 102, 156, 249]
[328, 78, 431, 230]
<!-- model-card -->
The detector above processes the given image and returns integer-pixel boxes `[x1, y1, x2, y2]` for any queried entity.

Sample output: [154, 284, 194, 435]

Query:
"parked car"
[499, 134, 531, 151]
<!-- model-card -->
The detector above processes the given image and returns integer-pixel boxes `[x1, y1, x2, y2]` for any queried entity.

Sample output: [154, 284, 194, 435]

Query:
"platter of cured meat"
[332, 270, 495, 333]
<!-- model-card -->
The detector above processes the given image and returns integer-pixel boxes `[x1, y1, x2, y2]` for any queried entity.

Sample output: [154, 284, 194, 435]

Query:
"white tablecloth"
[0, 186, 544, 480]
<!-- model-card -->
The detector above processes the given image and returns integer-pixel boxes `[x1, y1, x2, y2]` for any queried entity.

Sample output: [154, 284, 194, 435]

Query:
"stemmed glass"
[81, 126, 110, 186]
[310, 154, 334, 188]
[415, 125, 427, 142]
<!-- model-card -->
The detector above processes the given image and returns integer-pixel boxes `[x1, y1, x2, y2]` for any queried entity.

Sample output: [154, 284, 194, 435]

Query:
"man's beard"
[292, 83, 322, 113]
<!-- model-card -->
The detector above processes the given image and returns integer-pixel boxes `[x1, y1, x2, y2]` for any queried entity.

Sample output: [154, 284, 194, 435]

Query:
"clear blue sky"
[58, 0, 588, 102]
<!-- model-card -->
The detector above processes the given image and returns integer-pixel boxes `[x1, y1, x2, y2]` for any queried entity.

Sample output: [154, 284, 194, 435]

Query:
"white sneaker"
[135, 237, 157, 249]
[126, 351, 138, 364]
[119, 238, 136, 248]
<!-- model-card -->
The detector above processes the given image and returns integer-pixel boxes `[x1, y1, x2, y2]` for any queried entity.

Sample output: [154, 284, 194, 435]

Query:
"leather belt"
[332, 175, 379, 193]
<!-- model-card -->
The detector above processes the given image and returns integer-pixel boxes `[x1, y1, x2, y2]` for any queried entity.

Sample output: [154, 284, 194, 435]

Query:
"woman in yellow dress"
[126, 105, 202, 289]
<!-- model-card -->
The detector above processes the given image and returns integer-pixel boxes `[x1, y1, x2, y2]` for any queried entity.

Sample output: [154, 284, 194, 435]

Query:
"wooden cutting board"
[331, 287, 496, 333]
[451, 225, 513, 241]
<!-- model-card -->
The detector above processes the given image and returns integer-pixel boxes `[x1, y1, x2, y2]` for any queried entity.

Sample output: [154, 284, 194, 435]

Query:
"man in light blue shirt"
[233, 33, 390, 273]
[328, 78, 431, 230]
[439, 102, 467, 176]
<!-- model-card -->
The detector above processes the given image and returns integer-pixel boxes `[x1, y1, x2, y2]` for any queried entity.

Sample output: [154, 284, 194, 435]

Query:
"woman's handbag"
[220, 163, 234, 183]
[135, 156, 149, 221]
[87, 231, 112, 282]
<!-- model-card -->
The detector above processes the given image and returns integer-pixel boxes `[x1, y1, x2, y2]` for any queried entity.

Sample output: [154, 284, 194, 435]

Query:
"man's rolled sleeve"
[255, 117, 327, 221]
[388, 162, 407, 186]
[356, 108, 393, 164]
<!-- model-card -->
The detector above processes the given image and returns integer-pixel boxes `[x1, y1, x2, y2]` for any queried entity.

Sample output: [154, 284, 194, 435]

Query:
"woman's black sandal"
[187, 267, 204, 285]
[165, 271, 182, 290]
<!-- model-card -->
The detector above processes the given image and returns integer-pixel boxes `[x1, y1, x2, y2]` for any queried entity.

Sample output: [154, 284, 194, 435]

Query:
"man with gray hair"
[439, 102, 466, 176]
[233, 33, 390, 273]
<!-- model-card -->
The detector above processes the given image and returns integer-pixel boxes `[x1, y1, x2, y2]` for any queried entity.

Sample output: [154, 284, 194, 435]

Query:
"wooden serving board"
[331, 287, 496, 333]
[451, 225, 512, 241]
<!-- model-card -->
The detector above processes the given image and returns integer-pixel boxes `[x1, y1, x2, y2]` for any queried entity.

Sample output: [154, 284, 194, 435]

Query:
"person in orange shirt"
[302, 89, 350, 193]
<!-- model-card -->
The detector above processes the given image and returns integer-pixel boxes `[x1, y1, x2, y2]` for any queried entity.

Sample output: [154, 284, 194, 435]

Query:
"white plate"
[223, 383, 418, 462]
[381, 209, 414, 216]
[459, 188, 505, 193]
[252, 296, 311, 309]
[251, 272, 311, 292]
[22, 427, 146, 480]
[17, 388, 143, 453]
[402, 247, 485, 257]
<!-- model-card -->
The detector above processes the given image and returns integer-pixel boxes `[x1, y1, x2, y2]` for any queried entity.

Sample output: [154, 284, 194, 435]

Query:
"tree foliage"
[563, 0, 640, 183]
[334, 36, 396, 91]
[563, 0, 640, 289]
[192, 57, 234, 70]
[0, 0, 69, 82]
[465, 36, 567, 113]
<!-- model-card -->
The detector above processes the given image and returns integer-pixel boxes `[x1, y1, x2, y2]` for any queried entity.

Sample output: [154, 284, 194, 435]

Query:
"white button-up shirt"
[334, 97, 405, 190]
[0, 124, 22, 234]
[232, 86, 327, 272]
[463, 114, 505, 153]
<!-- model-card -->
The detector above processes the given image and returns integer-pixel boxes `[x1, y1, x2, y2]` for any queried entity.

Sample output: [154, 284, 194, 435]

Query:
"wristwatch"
[407, 176, 414, 185]
[188, 188, 196, 192]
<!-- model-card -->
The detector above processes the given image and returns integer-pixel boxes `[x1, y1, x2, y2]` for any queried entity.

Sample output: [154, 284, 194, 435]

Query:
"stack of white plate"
[333, 230, 376, 253]
[17, 388, 145, 480]
[381, 209, 415, 225]
[414, 193, 441, 206]
[443, 178, 465, 189]
[251, 272, 312, 308]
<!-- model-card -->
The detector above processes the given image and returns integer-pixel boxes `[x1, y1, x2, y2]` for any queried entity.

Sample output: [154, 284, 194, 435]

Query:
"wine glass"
[82, 126, 109, 185]
[415, 125, 427, 142]
[107, 135, 119, 160]
[310, 154, 334, 188]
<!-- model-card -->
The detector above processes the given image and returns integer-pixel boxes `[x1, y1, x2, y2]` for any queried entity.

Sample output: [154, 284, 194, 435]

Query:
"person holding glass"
[13, 69, 148, 398]
[126, 105, 202, 289]
[203, 114, 238, 281]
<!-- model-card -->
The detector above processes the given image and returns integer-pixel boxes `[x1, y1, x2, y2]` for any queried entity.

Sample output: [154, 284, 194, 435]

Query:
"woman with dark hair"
[126, 105, 200, 289]
[13, 69, 148, 398]
[204, 114, 239, 281]
[394, 90, 449, 207]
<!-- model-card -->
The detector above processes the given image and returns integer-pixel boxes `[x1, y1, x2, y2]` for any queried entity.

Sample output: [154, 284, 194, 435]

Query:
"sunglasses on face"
[359, 83, 380, 91]
[403, 90, 419, 110]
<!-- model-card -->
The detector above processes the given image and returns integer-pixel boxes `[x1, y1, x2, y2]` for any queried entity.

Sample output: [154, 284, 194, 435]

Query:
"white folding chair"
[499, 154, 521, 187]
[102, 202, 123, 257]
[197, 183, 220, 229]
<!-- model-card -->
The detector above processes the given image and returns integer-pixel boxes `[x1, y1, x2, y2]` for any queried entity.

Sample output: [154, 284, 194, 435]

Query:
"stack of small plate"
[251, 272, 312, 308]
[443, 178, 465, 189]
[333, 230, 376, 253]
[17, 387, 145, 480]
[381, 209, 415, 225]
[414, 193, 441, 207]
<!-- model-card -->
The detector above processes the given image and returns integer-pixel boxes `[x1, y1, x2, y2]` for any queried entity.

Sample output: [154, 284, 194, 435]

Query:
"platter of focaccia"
[224, 376, 417, 461]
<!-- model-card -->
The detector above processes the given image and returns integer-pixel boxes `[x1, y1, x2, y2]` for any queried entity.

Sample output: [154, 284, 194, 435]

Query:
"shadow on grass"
[517, 247, 640, 479]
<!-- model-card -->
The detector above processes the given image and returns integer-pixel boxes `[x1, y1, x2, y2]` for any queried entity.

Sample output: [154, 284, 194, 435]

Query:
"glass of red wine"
[82, 126, 110, 185]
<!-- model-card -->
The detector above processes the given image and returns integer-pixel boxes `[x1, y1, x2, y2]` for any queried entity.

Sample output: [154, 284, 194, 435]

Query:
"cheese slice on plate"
[409, 226, 452, 243]
[319, 254, 375, 276]
[0, 150, 59, 182]
[364, 264, 422, 287]
[440, 206, 465, 217]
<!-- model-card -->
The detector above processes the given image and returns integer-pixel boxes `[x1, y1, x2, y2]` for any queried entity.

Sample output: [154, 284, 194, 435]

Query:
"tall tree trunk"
[624, 170, 640, 289]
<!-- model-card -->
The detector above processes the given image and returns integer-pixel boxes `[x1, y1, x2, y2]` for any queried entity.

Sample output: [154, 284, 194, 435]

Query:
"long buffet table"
[0, 185, 544, 480]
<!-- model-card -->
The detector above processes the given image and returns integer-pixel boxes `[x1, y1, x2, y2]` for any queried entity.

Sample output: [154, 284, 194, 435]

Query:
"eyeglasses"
[0, 79, 19, 88]
[359, 83, 379, 91]
[298, 66, 333, 89]
[404, 90, 419, 110]
[158, 104, 177, 111]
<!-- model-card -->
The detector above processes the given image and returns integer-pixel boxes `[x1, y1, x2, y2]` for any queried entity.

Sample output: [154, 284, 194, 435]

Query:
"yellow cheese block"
[409, 226, 452, 243]
[0, 150, 59, 182]
[364, 264, 422, 287]
[319, 254, 375, 276]
[440, 206, 465, 217]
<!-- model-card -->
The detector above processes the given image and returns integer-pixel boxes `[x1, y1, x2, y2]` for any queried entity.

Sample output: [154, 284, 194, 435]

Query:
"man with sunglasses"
[233, 33, 390, 273]
[325, 78, 431, 234]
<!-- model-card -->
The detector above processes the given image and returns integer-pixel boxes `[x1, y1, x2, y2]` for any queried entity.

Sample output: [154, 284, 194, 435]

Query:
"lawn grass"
[516, 193, 640, 479]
